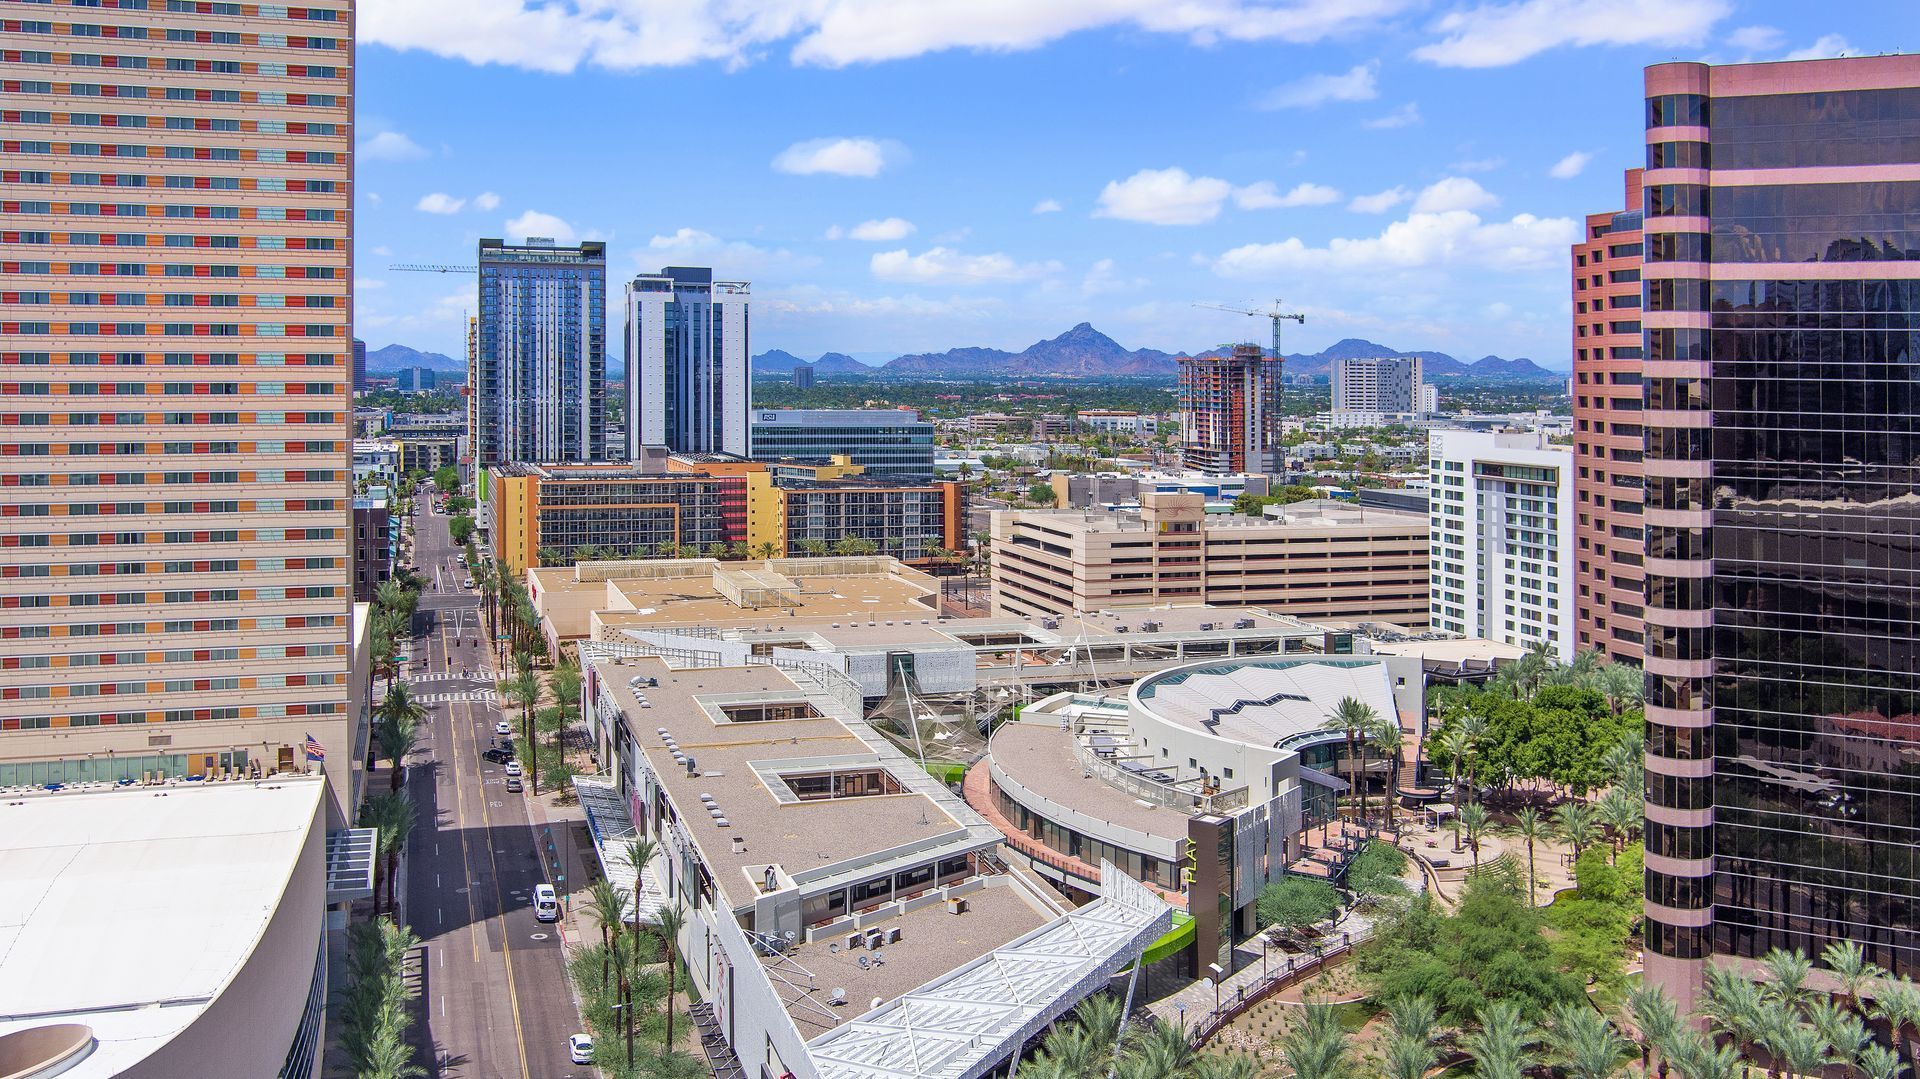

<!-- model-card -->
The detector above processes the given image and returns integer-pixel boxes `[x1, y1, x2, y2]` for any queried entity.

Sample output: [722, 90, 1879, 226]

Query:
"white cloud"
[416, 192, 467, 214]
[1212, 207, 1579, 278]
[1363, 103, 1421, 129]
[1450, 156, 1505, 173]
[1348, 187, 1410, 213]
[1412, 176, 1498, 213]
[1257, 61, 1379, 109]
[649, 227, 725, 252]
[1095, 167, 1235, 226]
[366, 192, 384, 206]
[505, 209, 583, 245]
[1234, 181, 1342, 210]
[1548, 151, 1593, 179]
[1727, 25, 1783, 52]
[1414, 0, 1730, 68]
[642, 228, 807, 274]
[358, 130, 428, 162]
[371, 245, 393, 257]
[1784, 34, 1851, 61]
[1032, 198, 1063, 215]
[355, 277, 387, 291]
[842, 217, 916, 241]
[362, 0, 1416, 74]
[1080, 258, 1147, 297]
[870, 247, 1060, 285]
[772, 136, 902, 177]
[473, 191, 502, 211]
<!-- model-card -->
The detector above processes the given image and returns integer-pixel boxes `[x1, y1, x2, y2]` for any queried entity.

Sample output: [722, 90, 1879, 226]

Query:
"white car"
[463, 577, 476, 590]
[503, 759, 523, 777]
[494, 720, 512, 737]
[534, 883, 559, 922]
[568, 1033, 593, 1065]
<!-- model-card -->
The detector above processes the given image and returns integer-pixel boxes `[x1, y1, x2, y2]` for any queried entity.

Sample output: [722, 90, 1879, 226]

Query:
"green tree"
[1465, 1001, 1537, 1079]
[1346, 840, 1410, 902]
[1514, 806, 1544, 904]
[505, 655, 542, 793]
[1026, 481, 1056, 505]
[583, 879, 627, 992]
[654, 904, 687, 1054]
[1278, 1002, 1352, 1079]
[433, 465, 459, 494]
[1382, 994, 1440, 1079]
[358, 791, 416, 919]
[1546, 999, 1631, 1079]
[448, 513, 475, 546]
[1256, 876, 1340, 936]
[1460, 801, 1489, 872]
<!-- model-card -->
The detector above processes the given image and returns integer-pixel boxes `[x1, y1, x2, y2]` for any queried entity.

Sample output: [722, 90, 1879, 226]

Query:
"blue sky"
[353, 0, 1891, 370]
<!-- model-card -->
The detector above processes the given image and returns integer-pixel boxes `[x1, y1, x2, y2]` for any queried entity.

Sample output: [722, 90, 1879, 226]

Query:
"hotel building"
[626, 266, 751, 459]
[1573, 168, 1649, 664]
[1639, 55, 1920, 1006]
[0, 0, 362, 819]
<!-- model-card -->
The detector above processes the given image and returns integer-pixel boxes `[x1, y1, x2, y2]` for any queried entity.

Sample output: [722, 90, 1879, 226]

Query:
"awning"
[326, 827, 378, 905]
[573, 774, 669, 923]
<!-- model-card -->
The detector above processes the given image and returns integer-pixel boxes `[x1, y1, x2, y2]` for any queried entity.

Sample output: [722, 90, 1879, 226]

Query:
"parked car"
[503, 759, 523, 777]
[568, 1034, 593, 1064]
[481, 746, 514, 764]
[494, 720, 512, 737]
[505, 775, 523, 793]
[534, 884, 559, 922]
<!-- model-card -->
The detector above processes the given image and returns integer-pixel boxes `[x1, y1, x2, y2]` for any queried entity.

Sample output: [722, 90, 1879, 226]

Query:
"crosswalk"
[414, 690, 502, 706]
[406, 670, 497, 685]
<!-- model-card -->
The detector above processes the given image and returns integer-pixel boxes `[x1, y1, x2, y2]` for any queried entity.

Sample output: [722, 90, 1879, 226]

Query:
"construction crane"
[389, 263, 476, 274]
[1194, 299, 1305, 364]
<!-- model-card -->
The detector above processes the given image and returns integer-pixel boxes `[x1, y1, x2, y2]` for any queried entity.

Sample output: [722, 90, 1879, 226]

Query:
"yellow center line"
[436, 551, 534, 1079]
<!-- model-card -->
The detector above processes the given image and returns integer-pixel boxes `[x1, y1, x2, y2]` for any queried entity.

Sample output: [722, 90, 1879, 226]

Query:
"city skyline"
[351, 1, 1895, 367]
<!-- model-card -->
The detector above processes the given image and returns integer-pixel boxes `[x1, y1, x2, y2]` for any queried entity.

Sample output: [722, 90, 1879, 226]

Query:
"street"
[401, 492, 588, 1078]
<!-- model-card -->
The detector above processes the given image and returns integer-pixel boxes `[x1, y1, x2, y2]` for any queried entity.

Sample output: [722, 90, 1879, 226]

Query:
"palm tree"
[1761, 1016, 1833, 1079]
[751, 541, 778, 560]
[1465, 1001, 1536, 1079]
[797, 538, 829, 558]
[1124, 1019, 1192, 1079]
[1460, 801, 1489, 872]
[583, 879, 627, 992]
[1031, 1018, 1101, 1078]
[1553, 801, 1600, 860]
[1808, 998, 1871, 1072]
[1382, 995, 1439, 1079]
[1598, 784, 1642, 858]
[1595, 661, 1643, 714]
[1546, 1000, 1631, 1079]
[1369, 716, 1405, 831]
[1188, 1055, 1257, 1079]
[1279, 1002, 1352, 1079]
[1871, 976, 1920, 1072]
[359, 791, 416, 919]
[654, 904, 687, 1052]
[1858, 1043, 1906, 1079]
[373, 709, 418, 793]
[1760, 946, 1813, 1010]
[505, 655, 541, 793]
[623, 837, 658, 903]
[1823, 940, 1885, 1016]
[1625, 983, 1682, 1079]
[1515, 806, 1544, 903]
[1322, 696, 1378, 827]
[1702, 963, 1768, 1064]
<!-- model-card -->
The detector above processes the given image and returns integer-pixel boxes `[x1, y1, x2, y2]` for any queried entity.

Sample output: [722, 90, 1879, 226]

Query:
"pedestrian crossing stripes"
[414, 691, 502, 706]
[406, 671, 497, 685]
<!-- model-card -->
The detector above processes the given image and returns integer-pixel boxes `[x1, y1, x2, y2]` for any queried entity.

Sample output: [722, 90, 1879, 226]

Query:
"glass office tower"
[1641, 55, 1920, 1010]
[473, 237, 607, 467]
[625, 266, 751, 459]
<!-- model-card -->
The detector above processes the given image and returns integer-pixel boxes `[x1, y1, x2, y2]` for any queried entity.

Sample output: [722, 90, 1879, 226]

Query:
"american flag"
[304, 733, 325, 762]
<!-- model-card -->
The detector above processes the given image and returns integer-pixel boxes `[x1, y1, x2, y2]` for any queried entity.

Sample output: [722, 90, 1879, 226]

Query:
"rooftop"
[987, 720, 1188, 842]
[0, 777, 323, 1077]
[1135, 657, 1398, 748]
[587, 652, 996, 911]
[1000, 499, 1423, 535]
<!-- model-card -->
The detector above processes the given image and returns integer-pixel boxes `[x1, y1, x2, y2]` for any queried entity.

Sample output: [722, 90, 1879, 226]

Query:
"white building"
[1077, 410, 1153, 437]
[352, 438, 401, 490]
[626, 266, 751, 458]
[1332, 356, 1426, 427]
[1427, 430, 1575, 660]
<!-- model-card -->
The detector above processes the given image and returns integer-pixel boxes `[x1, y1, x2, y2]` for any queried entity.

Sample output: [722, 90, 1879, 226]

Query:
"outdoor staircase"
[688, 1001, 748, 1079]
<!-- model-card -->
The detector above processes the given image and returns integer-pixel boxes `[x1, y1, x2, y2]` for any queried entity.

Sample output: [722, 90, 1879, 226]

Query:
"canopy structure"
[806, 864, 1171, 1079]
[574, 774, 669, 922]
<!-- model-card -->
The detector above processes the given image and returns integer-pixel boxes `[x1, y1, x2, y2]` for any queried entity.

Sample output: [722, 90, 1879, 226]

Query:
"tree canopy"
[1256, 876, 1341, 934]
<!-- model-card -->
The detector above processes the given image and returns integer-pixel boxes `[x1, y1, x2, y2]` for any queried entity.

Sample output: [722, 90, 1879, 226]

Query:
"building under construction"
[1177, 344, 1283, 474]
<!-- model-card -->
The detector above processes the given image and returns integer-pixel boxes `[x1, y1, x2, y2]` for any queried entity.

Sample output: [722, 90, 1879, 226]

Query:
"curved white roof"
[1134, 658, 1397, 748]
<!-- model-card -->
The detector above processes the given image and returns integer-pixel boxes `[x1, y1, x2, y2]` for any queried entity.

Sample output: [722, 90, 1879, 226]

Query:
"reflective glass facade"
[750, 410, 935, 481]
[474, 239, 606, 466]
[1641, 59, 1920, 992]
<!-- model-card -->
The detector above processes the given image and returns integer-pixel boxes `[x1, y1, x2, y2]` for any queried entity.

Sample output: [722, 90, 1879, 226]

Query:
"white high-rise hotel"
[1428, 430, 1574, 660]
[1331, 356, 1431, 428]
[625, 266, 751, 458]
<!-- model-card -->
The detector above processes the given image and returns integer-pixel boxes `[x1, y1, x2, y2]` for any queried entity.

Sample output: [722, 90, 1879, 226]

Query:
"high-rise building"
[1331, 356, 1426, 427]
[352, 337, 368, 395]
[1427, 430, 1574, 660]
[751, 409, 935, 480]
[1573, 170, 1647, 664]
[1178, 344, 1283, 474]
[0, 0, 360, 819]
[472, 237, 607, 467]
[1640, 55, 1920, 1008]
[625, 267, 751, 459]
[792, 364, 816, 390]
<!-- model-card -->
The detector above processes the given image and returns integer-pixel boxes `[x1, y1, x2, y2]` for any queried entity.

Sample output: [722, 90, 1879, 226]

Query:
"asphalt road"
[402, 492, 590, 1079]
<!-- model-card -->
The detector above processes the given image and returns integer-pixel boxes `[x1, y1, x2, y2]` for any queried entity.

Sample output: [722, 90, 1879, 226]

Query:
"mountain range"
[753, 323, 1562, 381]
[363, 342, 461, 373]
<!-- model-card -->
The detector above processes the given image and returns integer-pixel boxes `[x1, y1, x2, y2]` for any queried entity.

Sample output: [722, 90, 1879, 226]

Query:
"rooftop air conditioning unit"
[1199, 622, 1214, 631]
[1235, 618, 1255, 629]
[1141, 621, 1162, 633]
[1115, 626, 1129, 634]
[946, 897, 970, 915]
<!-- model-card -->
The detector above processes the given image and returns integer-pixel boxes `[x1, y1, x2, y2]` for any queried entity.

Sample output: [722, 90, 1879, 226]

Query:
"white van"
[533, 884, 559, 923]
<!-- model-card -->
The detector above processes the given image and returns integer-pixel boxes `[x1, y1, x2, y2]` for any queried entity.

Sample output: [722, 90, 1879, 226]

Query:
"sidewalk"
[523, 782, 589, 948]
[1146, 912, 1377, 1039]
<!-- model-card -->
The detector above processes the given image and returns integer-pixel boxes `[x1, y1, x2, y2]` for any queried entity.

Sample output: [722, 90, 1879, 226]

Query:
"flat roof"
[988, 721, 1187, 841]
[589, 654, 987, 911]
[1000, 500, 1423, 535]
[774, 881, 1053, 1040]
[1137, 657, 1399, 747]
[1362, 636, 1529, 664]
[0, 777, 323, 1077]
